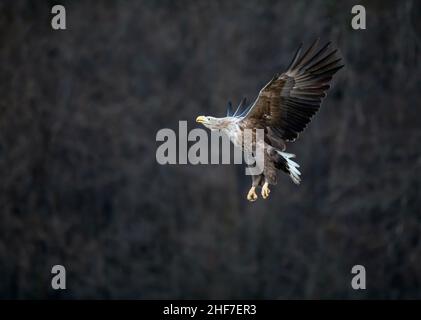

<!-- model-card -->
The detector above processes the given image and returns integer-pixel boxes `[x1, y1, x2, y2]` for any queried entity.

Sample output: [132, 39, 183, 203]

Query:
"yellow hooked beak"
[196, 116, 206, 124]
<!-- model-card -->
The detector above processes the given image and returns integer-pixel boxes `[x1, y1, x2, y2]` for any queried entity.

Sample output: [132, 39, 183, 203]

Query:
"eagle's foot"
[247, 186, 258, 202]
[262, 182, 270, 199]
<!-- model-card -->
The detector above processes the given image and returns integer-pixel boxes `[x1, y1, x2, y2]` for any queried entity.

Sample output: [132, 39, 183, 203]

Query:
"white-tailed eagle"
[196, 39, 343, 201]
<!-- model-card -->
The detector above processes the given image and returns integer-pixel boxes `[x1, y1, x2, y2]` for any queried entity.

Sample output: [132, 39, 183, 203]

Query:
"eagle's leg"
[247, 174, 263, 202]
[261, 182, 271, 199]
[247, 187, 258, 202]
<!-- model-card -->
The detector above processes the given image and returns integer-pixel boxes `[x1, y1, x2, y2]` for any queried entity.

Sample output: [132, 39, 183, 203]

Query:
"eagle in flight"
[196, 39, 343, 201]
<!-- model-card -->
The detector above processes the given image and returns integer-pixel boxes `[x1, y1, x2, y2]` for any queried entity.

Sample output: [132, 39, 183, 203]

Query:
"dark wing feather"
[241, 40, 344, 142]
[226, 101, 233, 116]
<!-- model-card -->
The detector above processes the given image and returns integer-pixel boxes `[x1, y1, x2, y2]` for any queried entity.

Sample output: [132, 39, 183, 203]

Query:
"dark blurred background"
[0, 0, 420, 299]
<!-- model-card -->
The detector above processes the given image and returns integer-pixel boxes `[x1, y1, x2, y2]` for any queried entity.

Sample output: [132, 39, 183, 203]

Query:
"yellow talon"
[262, 182, 270, 199]
[247, 186, 258, 202]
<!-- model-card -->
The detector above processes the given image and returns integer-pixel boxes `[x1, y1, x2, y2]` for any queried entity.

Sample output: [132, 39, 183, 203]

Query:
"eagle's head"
[196, 116, 227, 131]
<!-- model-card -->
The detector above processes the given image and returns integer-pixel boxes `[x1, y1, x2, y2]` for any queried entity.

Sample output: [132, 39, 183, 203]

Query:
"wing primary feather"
[296, 41, 332, 73]
[310, 58, 343, 75]
[286, 43, 303, 72]
[304, 49, 339, 73]
[233, 97, 247, 117]
[289, 38, 320, 73]
[311, 65, 344, 78]
[226, 101, 233, 116]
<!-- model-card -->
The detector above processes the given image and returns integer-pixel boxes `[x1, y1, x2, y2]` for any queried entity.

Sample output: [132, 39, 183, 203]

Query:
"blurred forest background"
[0, 0, 420, 299]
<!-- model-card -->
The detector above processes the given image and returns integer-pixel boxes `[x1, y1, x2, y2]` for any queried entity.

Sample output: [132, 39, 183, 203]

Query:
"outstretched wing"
[241, 39, 344, 142]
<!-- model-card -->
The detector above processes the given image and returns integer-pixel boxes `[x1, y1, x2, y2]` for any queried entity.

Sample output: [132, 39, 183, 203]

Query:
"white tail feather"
[277, 151, 301, 185]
